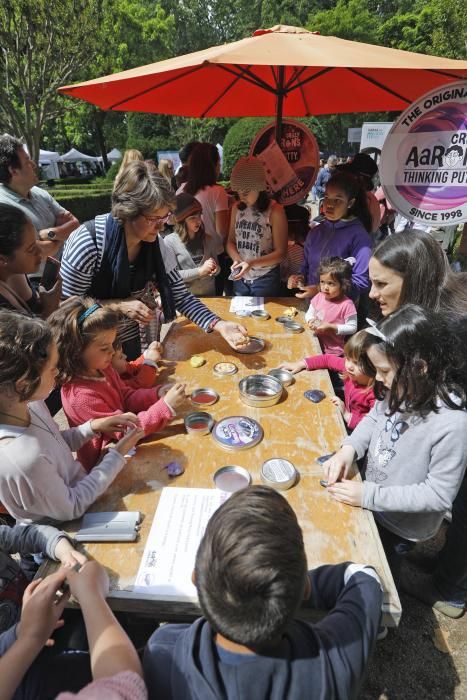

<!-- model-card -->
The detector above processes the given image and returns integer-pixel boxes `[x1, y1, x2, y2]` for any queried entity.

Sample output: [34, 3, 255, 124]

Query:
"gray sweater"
[343, 398, 467, 541]
[163, 232, 219, 296]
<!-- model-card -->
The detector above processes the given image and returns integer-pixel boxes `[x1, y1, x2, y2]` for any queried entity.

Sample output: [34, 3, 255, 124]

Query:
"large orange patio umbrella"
[59, 25, 467, 142]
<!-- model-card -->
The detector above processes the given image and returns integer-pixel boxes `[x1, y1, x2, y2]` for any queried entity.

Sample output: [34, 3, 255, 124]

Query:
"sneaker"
[401, 572, 465, 619]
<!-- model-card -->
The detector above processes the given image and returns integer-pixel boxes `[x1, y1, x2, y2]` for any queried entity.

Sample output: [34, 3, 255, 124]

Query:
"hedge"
[54, 192, 111, 222]
[222, 118, 271, 178]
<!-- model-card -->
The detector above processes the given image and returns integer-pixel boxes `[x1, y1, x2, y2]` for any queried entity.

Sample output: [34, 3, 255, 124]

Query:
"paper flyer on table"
[229, 296, 264, 313]
[133, 488, 228, 599]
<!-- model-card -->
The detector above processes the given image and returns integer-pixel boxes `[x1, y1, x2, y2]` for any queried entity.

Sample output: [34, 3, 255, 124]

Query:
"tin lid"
[234, 336, 265, 354]
[275, 316, 291, 324]
[250, 309, 270, 320]
[213, 465, 252, 492]
[261, 458, 297, 490]
[191, 388, 219, 406]
[235, 309, 251, 317]
[213, 361, 238, 376]
[212, 416, 263, 451]
[283, 320, 304, 333]
[184, 411, 214, 433]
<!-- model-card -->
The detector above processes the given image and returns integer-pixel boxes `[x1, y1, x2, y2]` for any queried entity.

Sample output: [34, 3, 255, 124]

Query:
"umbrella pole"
[275, 66, 285, 145]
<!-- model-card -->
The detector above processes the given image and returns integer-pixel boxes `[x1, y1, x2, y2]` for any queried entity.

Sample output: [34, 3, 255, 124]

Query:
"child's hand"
[323, 445, 355, 486]
[144, 341, 162, 363]
[65, 560, 109, 604]
[163, 382, 186, 411]
[314, 322, 335, 335]
[287, 274, 304, 290]
[200, 258, 218, 277]
[295, 285, 318, 299]
[279, 360, 307, 374]
[91, 412, 139, 436]
[230, 261, 249, 280]
[114, 426, 145, 456]
[327, 479, 363, 507]
[54, 538, 87, 568]
[329, 395, 345, 415]
[307, 318, 319, 331]
[17, 571, 69, 648]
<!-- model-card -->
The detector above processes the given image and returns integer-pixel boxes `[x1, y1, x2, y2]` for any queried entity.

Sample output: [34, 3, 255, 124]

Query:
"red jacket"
[61, 366, 173, 471]
[304, 354, 375, 430]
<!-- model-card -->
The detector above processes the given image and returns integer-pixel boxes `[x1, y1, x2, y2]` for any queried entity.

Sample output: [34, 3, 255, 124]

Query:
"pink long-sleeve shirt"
[304, 354, 375, 429]
[61, 366, 173, 471]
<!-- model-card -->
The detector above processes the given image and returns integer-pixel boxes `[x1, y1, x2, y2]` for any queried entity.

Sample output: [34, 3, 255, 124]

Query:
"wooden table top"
[43, 298, 400, 625]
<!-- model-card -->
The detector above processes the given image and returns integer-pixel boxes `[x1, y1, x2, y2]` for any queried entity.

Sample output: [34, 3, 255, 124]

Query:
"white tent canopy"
[60, 148, 98, 162]
[107, 148, 122, 161]
[38, 149, 61, 164]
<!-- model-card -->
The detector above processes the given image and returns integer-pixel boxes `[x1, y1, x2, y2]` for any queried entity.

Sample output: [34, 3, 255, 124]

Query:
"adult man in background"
[314, 154, 338, 199]
[0, 134, 79, 263]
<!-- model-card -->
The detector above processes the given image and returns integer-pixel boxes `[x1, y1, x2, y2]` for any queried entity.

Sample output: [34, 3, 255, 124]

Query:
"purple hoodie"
[301, 218, 372, 295]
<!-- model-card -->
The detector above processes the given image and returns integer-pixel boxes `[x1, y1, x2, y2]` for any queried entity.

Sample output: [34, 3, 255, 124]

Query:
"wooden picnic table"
[41, 298, 400, 625]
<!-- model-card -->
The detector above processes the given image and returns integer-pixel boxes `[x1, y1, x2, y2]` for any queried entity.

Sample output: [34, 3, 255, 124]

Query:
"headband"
[365, 318, 389, 343]
[77, 303, 101, 325]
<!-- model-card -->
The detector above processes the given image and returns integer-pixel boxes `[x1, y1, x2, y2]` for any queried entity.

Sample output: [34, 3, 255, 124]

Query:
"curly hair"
[360, 304, 467, 416]
[48, 297, 120, 384]
[0, 310, 52, 401]
[0, 134, 23, 184]
[317, 256, 352, 296]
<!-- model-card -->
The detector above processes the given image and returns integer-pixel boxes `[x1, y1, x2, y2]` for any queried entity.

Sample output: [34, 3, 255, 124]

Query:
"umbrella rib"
[200, 69, 247, 117]
[287, 67, 335, 92]
[285, 67, 307, 91]
[107, 63, 210, 110]
[347, 68, 411, 103]
[216, 64, 278, 94]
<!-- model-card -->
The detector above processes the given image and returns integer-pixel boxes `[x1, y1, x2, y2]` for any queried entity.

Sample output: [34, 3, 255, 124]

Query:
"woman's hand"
[163, 382, 186, 411]
[214, 320, 249, 349]
[114, 426, 145, 456]
[229, 261, 250, 280]
[53, 538, 88, 568]
[91, 412, 139, 436]
[327, 480, 363, 507]
[119, 300, 155, 325]
[322, 445, 356, 486]
[38, 278, 62, 318]
[279, 360, 307, 374]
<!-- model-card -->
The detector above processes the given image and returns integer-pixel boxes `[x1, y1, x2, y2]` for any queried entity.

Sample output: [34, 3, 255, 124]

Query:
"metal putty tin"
[261, 458, 298, 490]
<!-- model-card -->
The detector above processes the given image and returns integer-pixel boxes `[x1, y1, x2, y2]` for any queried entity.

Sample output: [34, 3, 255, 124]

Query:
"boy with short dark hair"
[143, 486, 383, 700]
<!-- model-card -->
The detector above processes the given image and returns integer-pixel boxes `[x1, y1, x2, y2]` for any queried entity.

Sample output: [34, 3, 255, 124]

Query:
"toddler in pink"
[50, 299, 186, 472]
[305, 257, 357, 356]
[281, 331, 375, 430]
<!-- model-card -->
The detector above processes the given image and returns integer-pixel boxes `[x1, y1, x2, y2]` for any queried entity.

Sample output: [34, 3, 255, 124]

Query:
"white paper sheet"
[133, 488, 228, 599]
[229, 296, 264, 313]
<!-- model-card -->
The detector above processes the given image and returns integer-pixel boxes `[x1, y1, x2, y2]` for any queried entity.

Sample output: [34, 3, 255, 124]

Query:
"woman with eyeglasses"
[61, 161, 247, 358]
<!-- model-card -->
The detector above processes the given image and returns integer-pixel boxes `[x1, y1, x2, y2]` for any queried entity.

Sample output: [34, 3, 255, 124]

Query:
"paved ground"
[361, 529, 467, 700]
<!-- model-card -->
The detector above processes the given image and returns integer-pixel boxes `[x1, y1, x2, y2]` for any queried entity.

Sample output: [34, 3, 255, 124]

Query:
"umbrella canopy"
[59, 25, 467, 127]
[60, 148, 98, 162]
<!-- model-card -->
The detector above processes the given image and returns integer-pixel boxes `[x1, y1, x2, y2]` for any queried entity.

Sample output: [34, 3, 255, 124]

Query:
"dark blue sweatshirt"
[143, 563, 383, 700]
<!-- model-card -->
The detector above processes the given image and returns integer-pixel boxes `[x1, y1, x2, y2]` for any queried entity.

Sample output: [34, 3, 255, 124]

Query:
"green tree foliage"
[0, 0, 102, 161]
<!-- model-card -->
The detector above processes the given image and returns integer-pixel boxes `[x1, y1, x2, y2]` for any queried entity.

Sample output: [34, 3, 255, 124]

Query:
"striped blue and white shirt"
[61, 214, 218, 343]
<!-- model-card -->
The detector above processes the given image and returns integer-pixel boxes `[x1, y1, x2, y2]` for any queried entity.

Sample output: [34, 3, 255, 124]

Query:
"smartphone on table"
[40, 256, 61, 290]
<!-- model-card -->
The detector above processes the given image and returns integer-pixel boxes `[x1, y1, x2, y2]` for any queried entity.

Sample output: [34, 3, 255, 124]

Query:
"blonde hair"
[115, 149, 143, 183]
[174, 219, 206, 245]
[158, 159, 174, 185]
[48, 297, 120, 384]
[111, 161, 175, 223]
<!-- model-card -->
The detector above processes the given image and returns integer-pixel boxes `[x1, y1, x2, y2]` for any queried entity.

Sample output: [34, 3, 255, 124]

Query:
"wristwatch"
[206, 318, 221, 333]
[46, 230, 56, 240]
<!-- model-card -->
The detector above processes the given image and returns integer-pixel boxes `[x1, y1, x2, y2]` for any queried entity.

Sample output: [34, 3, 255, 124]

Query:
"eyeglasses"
[141, 212, 172, 224]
